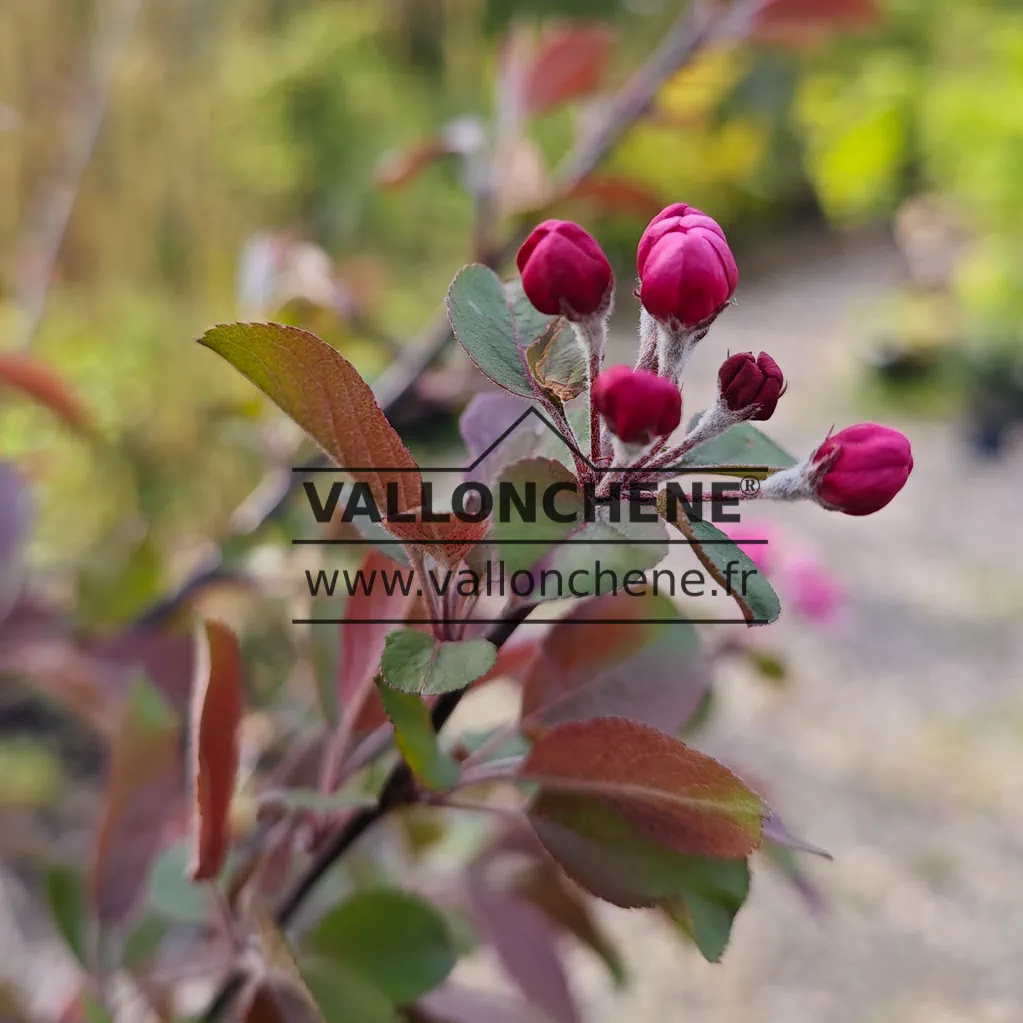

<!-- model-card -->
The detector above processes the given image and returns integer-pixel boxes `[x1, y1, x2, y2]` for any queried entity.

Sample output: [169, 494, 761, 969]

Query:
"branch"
[130, 0, 762, 632]
[194, 601, 536, 1023]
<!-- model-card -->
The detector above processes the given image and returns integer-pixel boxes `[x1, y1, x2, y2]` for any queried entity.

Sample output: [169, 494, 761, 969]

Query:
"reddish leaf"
[511, 861, 625, 985]
[755, 0, 880, 44]
[472, 630, 541, 687]
[200, 322, 484, 565]
[189, 621, 244, 881]
[86, 628, 197, 715]
[523, 24, 616, 117]
[414, 985, 537, 1023]
[0, 629, 122, 736]
[375, 140, 449, 190]
[200, 323, 420, 515]
[0, 351, 94, 434]
[520, 593, 710, 737]
[458, 390, 538, 488]
[0, 608, 196, 737]
[336, 548, 417, 733]
[467, 875, 579, 1023]
[563, 175, 665, 218]
[93, 678, 181, 925]
[521, 718, 766, 860]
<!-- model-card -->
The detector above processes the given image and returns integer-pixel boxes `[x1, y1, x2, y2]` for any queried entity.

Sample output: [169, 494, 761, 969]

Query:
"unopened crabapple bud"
[516, 219, 613, 321]
[591, 365, 682, 446]
[636, 203, 738, 329]
[718, 351, 785, 421]
[809, 423, 914, 516]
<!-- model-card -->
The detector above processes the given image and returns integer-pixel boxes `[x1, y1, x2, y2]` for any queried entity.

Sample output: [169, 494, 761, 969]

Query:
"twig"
[14, 0, 147, 349]
[194, 602, 536, 1023]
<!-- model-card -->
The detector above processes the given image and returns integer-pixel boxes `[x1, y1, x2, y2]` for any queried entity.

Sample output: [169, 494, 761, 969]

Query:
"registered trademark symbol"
[740, 476, 760, 496]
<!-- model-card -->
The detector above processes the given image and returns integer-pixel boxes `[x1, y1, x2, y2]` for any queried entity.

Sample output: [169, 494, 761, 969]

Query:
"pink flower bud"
[592, 365, 682, 445]
[718, 351, 784, 421]
[516, 219, 613, 320]
[636, 203, 738, 327]
[811, 424, 913, 516]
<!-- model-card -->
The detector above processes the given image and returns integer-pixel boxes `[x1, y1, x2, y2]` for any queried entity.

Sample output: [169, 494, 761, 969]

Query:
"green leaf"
[541, 514, 669, 601]
[44, 866, 87, 966]
[662, 857, 751, 963]
[81, 998, 114, 1023]
[506, 276, 559, 349]
[375, 683, 460, 791]
[379, 630, 497, 696]
[657, 492, 780, 626]
[307, 889, 457, 1005]
[490, 457, 583, 576]
[302, 959, 398, 1023]
[528, 793, 754, 918]
[146, 841, 210, 923]
[681, 418, 797, 471]
[122, 913, 167, 969]
[446, 265, 538, 397]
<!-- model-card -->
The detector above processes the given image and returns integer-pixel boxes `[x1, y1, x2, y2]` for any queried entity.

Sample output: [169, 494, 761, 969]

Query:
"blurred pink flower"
[783, 557, 843, 623]
[718, 519, 844, 625]
[718, 518, 780, 576]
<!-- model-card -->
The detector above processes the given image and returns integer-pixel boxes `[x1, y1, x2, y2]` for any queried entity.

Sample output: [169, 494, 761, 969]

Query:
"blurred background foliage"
[2, 0, 1023, 626]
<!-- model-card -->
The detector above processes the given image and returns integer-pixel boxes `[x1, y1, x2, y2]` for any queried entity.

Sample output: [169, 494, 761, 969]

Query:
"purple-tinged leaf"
[510, 860, 626, 986]
[468, 874, 580, 1023]
[336, 548, 417, 733]
[763, 812, 832, 860]
[520, 592, 711, 737]
[413, 984, 541, 1023]
[92, 678, 181, 926]
[762, 812, 830, 915]
[0, 462, 31, 625]
[521, 718, 767, 863]
[459, 390, 539, 487]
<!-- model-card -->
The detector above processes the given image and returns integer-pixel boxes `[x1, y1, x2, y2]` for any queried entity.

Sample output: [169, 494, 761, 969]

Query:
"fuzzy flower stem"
[573, 316, 609, 465]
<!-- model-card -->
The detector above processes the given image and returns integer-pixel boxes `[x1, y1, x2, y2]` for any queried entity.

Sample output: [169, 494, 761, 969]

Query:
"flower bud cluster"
[515, 203, 913, 517]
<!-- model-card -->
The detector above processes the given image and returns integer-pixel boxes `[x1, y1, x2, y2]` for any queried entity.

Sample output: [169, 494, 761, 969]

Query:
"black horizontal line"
[293, 538, 769, 546]
[293, 618, 762, 626]
[292, 466, 772, 475]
